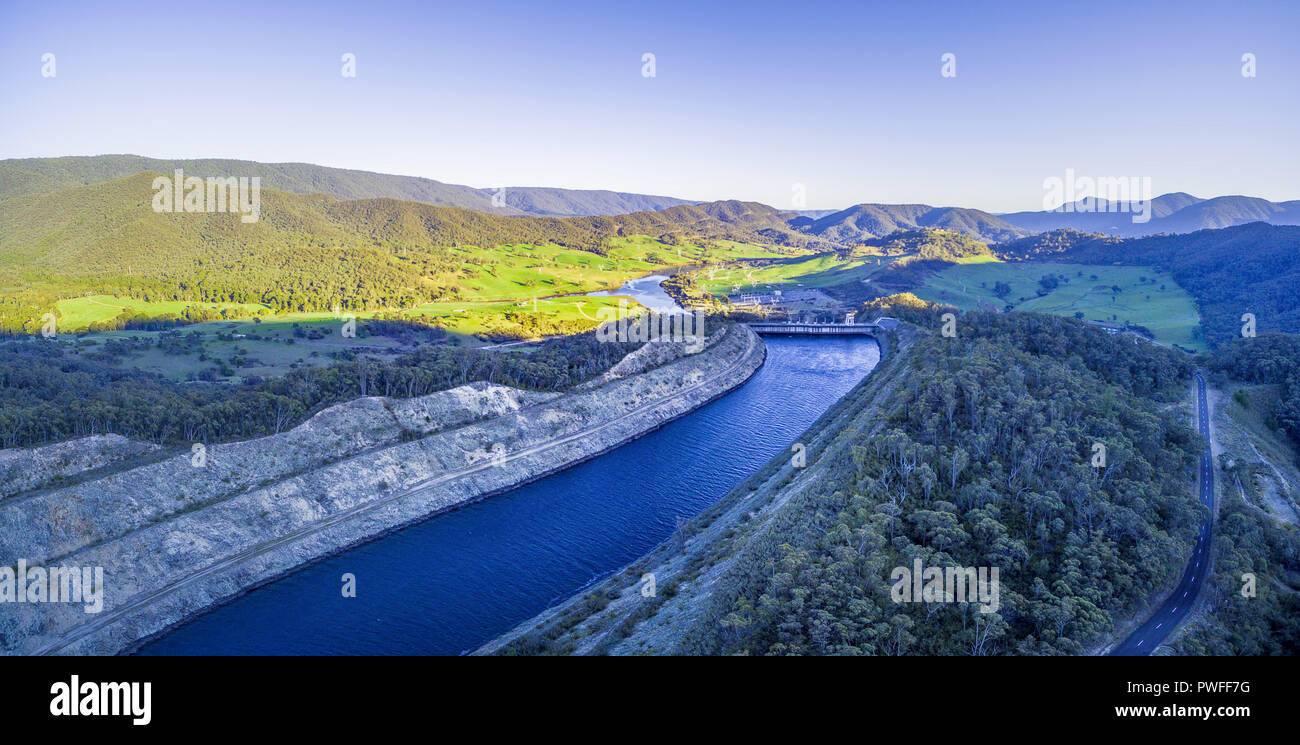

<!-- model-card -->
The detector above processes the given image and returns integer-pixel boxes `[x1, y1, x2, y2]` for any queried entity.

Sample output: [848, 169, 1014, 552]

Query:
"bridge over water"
[745, 322, 878, 336]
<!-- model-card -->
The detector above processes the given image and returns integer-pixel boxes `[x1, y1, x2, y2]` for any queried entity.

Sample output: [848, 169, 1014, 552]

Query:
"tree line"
[0, 330, 643, 449]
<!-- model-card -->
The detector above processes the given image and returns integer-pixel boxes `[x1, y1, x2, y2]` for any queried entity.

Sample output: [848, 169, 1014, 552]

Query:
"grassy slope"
[692, 252, 899, 295]
[446, 237, 786, 301]
[53, 294, 642, 381]
[913, 261, 1203, 350]
[54, 296, 271, 330]
[685, 229, 996, 299]
[994, 224, 1300, 346]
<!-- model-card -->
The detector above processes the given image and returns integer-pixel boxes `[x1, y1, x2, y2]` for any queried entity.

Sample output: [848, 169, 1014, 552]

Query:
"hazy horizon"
[6, 151, 1299, 215]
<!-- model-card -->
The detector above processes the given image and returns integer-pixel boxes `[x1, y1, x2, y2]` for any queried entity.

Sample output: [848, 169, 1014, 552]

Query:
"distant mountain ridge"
[796, 203, 1030, 243]
[3, 155, 1297, 238]
[476, 186, 695, 216]
[0, 174, 820, 265]
[998, 192, 1300, 236]
[0, 155, 697, 217]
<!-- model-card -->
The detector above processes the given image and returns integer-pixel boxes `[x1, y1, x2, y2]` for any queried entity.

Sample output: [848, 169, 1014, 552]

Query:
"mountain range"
[4, 155, 1297, 241]
[792, 194, 1300, 242]
[999, 192, 1300, 236]
[0, 155, 696, 218]
[3, 160, 1299, 348]
[795, 204, 1031, 243]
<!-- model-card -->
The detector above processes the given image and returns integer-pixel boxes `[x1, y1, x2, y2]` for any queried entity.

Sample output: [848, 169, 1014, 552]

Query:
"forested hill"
[799, 203, 1030, 243]
[0, 155, 696, 217]
[994, 223, 1300, 346]
[0, 172, 817, 262]
[0, 155, 515, 213]
[700, 313, 1203, 655]
[0, 173, 822, 331]
[496, 311, 1207, 655]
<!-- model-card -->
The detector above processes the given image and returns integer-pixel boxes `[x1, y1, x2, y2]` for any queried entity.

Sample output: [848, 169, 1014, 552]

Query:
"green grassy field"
[54, 296, 271, 331]
[447, 238, 791, 302]
[399, 295, 632, 337]
[691, 252, 900, 296]
[43, 236, 788, 336]
[914, 260, 1204, 350]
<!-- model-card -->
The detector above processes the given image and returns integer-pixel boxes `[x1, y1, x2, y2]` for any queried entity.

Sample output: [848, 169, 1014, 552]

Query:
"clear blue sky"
[2, 0, 1296, 211]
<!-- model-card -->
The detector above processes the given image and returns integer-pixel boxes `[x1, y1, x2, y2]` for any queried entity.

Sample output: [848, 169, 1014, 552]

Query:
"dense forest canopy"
[669, 311, 1209, 655]
[0, 327, 646, 449]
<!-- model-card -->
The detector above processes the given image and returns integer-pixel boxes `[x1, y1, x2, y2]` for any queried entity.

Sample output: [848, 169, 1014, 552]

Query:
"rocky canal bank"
[0, 324, 765, 655]
[477, 327, 904, 656]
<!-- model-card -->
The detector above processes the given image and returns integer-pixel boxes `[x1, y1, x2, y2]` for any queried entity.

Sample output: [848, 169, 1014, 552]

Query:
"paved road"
[1111, 372, 1213, 655]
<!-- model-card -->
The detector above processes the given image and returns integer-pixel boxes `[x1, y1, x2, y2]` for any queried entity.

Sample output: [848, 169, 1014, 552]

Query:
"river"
[582, 273, 686, 314]
[137, 332, 878, 656]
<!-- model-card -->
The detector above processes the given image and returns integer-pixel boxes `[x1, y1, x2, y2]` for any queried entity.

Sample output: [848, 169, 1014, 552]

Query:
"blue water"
[584, 273, 685, 314]
[137, 335, 879, 655]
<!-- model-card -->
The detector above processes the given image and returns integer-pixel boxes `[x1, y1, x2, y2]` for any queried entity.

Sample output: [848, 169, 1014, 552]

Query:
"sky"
[1, 0, 1297, 212]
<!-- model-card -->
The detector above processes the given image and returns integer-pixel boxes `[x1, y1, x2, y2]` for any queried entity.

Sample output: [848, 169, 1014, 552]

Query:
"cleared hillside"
[995, 223, 1300, 345]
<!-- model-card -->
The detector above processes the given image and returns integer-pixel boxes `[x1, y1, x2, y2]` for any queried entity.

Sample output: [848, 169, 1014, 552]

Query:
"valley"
[3, 1, 1299, 727]
[2, 156, 1298, 660]
[913, 261, 1203, 350]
